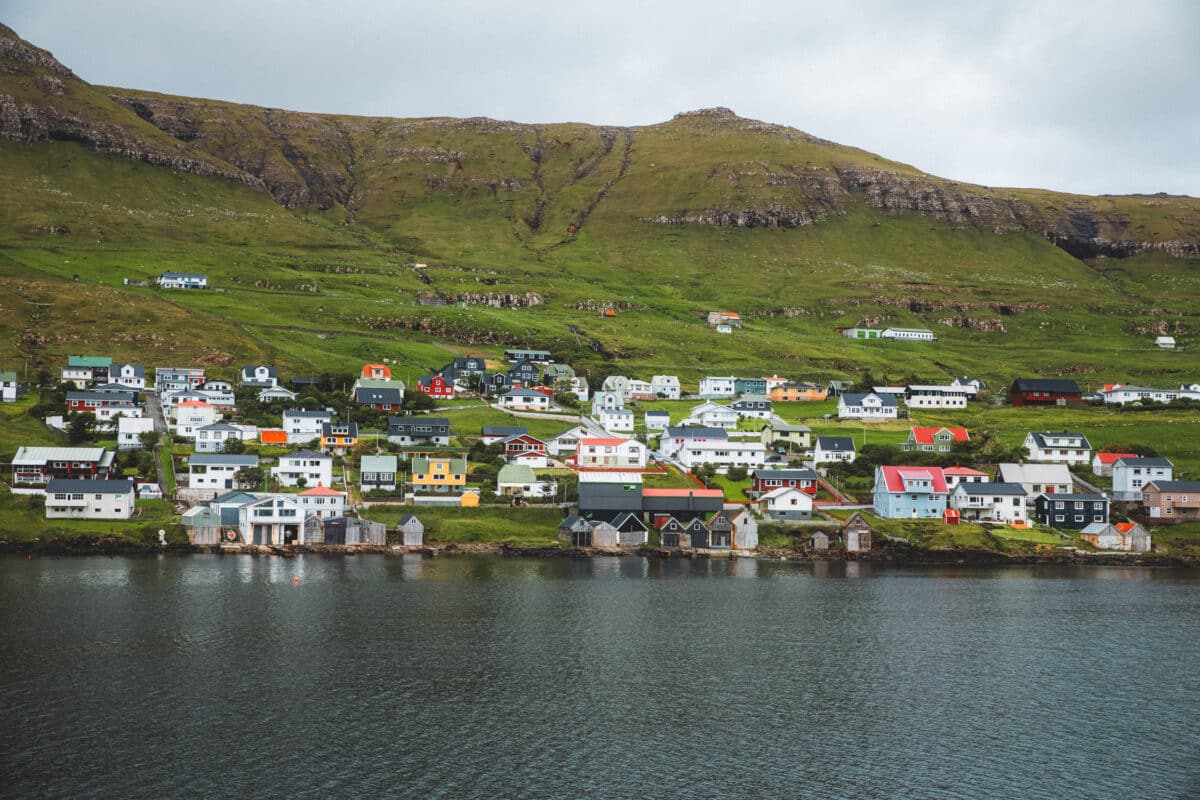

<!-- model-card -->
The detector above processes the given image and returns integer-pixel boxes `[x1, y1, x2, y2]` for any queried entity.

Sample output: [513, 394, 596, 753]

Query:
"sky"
[7, 0, 1198, 196]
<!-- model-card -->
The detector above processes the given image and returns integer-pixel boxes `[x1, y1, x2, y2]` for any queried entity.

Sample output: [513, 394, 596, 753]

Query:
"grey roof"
[198, 423, 240, 432]
[399, 514, 424, 528]
[113, 364, 146, 377]
[322, 422, 359, 436]
[840, 392, 899, 407]
[241, 365, 279, 378]
[1080, 522, 1115, 535]
[46, 478, 133, 494]
[482, 426, 527, 437]
[954, 482, 1027, 496]
[1011, 378, 1082, 394]
[388, 416, 451, 431]
[502, 388, 547, 398]
[189, 454, 260, 467]
[358, 387, 403, 405]
[1036, 493, 1108, 502]
[67, 390, 136, 402]
[579, 482, 643, 511]
[816, 437, 855, 451]
[645, 410, 670, 417]
[663, 426, 728, 439]
[161, 272, 206, 280]
[283, 450, 331, 460]
[1113, 457, 1173, 468]
[284, 409, 332, 418]
[209, 490, 258, 506]
[1029, 432, 1092, 449]
[558, 514, 591, 531]
[1145, 480, 1200, 492]
[13, 446, 109, 465]
[752, 469, 819, 481]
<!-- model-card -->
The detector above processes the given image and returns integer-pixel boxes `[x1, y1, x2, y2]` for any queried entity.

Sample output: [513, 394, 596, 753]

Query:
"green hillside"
[0, 23, 1197, 387]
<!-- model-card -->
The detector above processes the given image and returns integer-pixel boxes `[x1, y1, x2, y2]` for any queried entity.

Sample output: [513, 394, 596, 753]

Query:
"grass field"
[359, 505, 565, 547]
[0, 491, 183, 543]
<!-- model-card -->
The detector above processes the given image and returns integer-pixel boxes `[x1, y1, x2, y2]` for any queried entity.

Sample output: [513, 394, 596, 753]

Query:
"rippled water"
[1, 555, 1198, 799]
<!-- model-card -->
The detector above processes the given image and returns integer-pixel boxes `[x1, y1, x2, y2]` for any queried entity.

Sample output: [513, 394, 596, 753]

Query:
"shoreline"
[1, 537, 1196, 568]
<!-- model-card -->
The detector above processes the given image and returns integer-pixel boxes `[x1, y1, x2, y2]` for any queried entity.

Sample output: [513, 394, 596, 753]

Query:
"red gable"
[910, 427, 970, 446]
[1097, 452, 1138, 465]
[879, 466, 949, 494]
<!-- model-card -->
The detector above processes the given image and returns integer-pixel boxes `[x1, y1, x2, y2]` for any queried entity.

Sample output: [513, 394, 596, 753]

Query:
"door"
[662, 532, 680, 548]
[690, 528, 708, 549]
[572, 529, 592, 548]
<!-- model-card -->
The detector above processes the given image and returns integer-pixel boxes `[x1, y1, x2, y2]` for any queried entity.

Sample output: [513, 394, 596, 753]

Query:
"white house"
[996, 463, 1073, 505]
[288, 484, 346, 520]
[673, 438, 766, 471]
[547, 425, 587, 457]
[625, 379, 655, 401]
[258, 385, 298, 403]
[757, 487, 814, 522]
[1111, 457, 1173, 502]
[44, 479, 135, 520]
[110, 364, 146, 390]
[591, 391, 624, 412]
[568, 376, 590, 402]
[906, 385, 969, 409]
[271, 451, 334, 488]
[189, 454, 260, 491]
[117, 416, 156, 450]
[943, 466, 988, 490]
[837, 392, 899, 421]
[576, 437, 648, 469]
[949, 482, 1028, 524]
[0, 370, 16, 402]
[813, 436, 856, 465]
[236, 495, 309, 545]
[651, 375, 681, 400]
[497, 464, 557, 498]
[1155, 336, 1176, 349]
[698, 376, 736, 399]
[158, 272, 208, 289]
[645, 410, 670, 431]
[881, 327, 936, 341]
[598, 407, 634, 433]
[93, 403, 144, 431]
[686, 401, 739, 430]
[659, 426, 727, 461]
[730, 395, 772, 420]
[600, 375, 630, 398]
[240, 365, 279, 388]
[1100, 384, 1200, 405]
[173, 401, 222, 439]
[1023, 432, 1092, 466]
[499, 389, 552, 411]
[283, 409, 332, 444]
[194, 423, 253, 453]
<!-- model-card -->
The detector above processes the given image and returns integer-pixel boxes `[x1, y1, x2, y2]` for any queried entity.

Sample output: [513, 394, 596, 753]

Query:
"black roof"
[816, 436, 855, 451]
[46, 478, 134, 493]
[1011, 378, 1082, 394]
[752, 469, 819, 481]
[954, 482, 1027, 496]
[357, 387, 403, 405]
[388, 416, 451, 432]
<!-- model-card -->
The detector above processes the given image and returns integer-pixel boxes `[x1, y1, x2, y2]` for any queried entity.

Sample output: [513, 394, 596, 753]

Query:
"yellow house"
[769, 383, 828, 402]
[459, 489, 480, 507]
[320, 422, 359, 453]
[410, 456, 467, 493]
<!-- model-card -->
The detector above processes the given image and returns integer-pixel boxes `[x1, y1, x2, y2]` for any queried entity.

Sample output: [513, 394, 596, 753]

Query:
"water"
[1, 555, 1198, 799]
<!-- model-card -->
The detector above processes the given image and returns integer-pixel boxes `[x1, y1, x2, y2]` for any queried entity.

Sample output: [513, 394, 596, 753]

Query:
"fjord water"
[1, 556, 1197, 799]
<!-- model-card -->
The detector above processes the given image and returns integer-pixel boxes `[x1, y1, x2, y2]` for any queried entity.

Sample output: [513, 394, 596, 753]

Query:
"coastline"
[1, 537, 1196, 568]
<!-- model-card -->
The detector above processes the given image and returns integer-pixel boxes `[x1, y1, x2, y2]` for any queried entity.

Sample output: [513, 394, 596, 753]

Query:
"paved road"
[143, 389, 171, 498]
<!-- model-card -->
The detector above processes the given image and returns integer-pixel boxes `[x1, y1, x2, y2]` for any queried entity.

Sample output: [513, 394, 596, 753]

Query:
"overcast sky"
[7, 1, 1198, 196]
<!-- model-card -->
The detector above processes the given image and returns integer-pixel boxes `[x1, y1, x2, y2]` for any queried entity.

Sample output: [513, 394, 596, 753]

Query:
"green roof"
[68, 355, 112, 367]
[360, 455, 398, 472]
[0, 370, 16, 382]
[498, 464, 537, 484]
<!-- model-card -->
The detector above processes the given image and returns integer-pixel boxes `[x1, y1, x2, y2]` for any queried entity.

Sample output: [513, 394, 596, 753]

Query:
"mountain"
[1, 23, 1197, 386]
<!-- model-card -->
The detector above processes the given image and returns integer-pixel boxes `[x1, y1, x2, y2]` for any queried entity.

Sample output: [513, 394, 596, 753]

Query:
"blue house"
[873, 465, 950, 519]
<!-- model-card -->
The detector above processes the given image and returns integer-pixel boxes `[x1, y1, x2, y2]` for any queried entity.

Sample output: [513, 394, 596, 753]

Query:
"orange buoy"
[293, 576, 300, 585]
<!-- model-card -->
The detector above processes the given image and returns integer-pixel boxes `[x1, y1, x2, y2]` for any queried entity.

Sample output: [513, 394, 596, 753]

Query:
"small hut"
[843, 512, 873, 553]
[728, 506, 759, 550]
[182, 506, 222, 545]
[398, 514, 425, 546]
[559, 515, 592, 547]
[589, 520, 620, 549]
[810, 531, 830, 551]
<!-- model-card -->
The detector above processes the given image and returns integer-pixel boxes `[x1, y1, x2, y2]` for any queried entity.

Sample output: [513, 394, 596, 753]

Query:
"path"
[144, 389, 170, 496]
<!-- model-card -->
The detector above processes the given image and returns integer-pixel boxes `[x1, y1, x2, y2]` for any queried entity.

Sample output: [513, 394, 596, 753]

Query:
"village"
[2, 311, 1197, 560]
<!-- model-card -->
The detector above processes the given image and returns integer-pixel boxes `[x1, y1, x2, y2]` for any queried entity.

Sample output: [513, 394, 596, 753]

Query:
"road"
[143, 389, 171, 499]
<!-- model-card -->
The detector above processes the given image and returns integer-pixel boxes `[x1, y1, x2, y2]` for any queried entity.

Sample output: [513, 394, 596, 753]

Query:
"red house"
[751, 468, 819, 495]
[501, 433, 547, 459]
[417, 374, 455, 400]
[1009, 378, 1083, 407]
[67, 390, 136, 413]
[361, 363, 392, 380]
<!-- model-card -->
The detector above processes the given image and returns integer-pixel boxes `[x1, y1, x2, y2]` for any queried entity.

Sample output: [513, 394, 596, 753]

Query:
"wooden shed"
[590, 520, 620, 549]
[810, 531, 830, 551]
[398, 514, 425, 547]
[843, 512, 873, 553]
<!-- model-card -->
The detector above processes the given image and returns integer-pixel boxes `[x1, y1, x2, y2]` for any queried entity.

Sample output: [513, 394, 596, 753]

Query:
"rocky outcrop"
[644, 206, 829, 228]
[0, 25, 75, 78]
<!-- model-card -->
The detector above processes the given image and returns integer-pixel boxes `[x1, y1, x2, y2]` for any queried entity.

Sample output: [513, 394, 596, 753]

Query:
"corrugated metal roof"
[13, 446, 107, 465]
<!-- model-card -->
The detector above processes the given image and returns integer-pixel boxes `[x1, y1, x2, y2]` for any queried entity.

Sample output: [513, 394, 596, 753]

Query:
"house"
[290, 377, 321, 390]
[117, 416, 156, 450]
[1080, 521, 1151, 552]
[181, 506, 223, 544]
[812, 436, 856, 465]
[672, 436, 765, 471]
[731, 395, 772, 420]
[686, 401, 739, 430]
[1142, 480, 1200, 521]
[1092, 452, 1139, 477]
[291, 484, 347, 520]
[842, 512, 873, 553]
[153, 367, 205, 395]
[1100, 384, 1200, 405]
[499, 388, 551, 411]
[240, 365, 279, 388]
[508, 359, 542, 387]
[903, 427, 970, 453]
[320, 516, 387, 546]
[624, 379, 655, 401]
[758, 486, 814, 521]
[66, 389, 136, 414]
[541, 363, 576, 388]
[751, 468, 819, 496]
[320, 422, 359, 453]
[577, 475, 644, 522]
[996, 463, 1073, 504]
[44, 479, 135, 520]
[577, 437, 648, 470]
[387, 417, 452, 447]
[171, 401, 221, 439]
[826, 380, 853, 397]
[606, 511, 647, 546]
[654, 515, 686, 548]
[110, 364, 146, 390]
[591, 390, 624, 412]
[881, 327, 936, 341]
[497, 464, 556, 498]
[158, 272, 207, 289]
[727, 505, 759, 550]
[949, 482, 1028, 524]
[698, 376, 736, 398]
[547, 425, 587, 457]
[258, 385, 298, 403]
[1009, 378, 1083, 407]
[559, 515, 596, 547]
[760, 423, 812, 451]
[769, 382, 827, 402]
[734, 377, 768, 397]
[1023, 432, 1092, 466]
[650, 375, 681, 400]
[481, 426, 528, 446]
[1155, 336, 1176, 349]
[234, 495, 311, 545]
[600, 375, 630, 398]
[642, 487, 726, 523]
[707, 311, 742, 328]
[659, 426, 727, 459]
[398, 514, 425, 546]
[568, 376, 589, 402]
[874, 466, 949, 519]
[283, 409, 332, 444]
[1111, 457, 1173, 502]
[906, 385, 970, 409]
[598, 408, 635, 433]
[353, 378, 405, 410]
[841, 327, 881, 340]
[501, 433, 548, 466]
[645, 410, 670, 431]
[417, 374, 456, 400]
[61, 355, 112, 387]
[943, 466, 988, 490]
[362, 363, 393, 381]
[503, 349, 553, 364]
[837, 392, 899, 421]
[0, 369, 16, 402]
[360, 454, 399, 493]
[438, 356, 486, 385]
[195, 422, 246, 453]
[89, 401, 144, 432]
[271, 451, 334, 488]
[188, 454, 260, 492]
[410, 457, 468, 493]
[479, 372, 513, 395]
[195, 381, 236, 408]
[704, 511, 734, 549]
[1035, 493, 1109, 529]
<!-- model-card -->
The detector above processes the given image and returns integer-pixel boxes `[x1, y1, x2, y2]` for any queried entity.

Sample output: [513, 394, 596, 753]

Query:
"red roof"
[580, 437, 631, 447]
[943, 466, 987, 476]
[1114, 522, 1137, 533]
[1097, 452, 1138, 464]
[910, 427, 970, 445]
[299, 483, 344, 497]
[362, 363, 392, 378]
[178, 400, 214, 408]
[878, 466, 948, 494]
[642, 488, 724, 498]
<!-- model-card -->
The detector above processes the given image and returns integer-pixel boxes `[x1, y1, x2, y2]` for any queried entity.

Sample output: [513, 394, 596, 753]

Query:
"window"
[1055, 515, 1065, 522]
